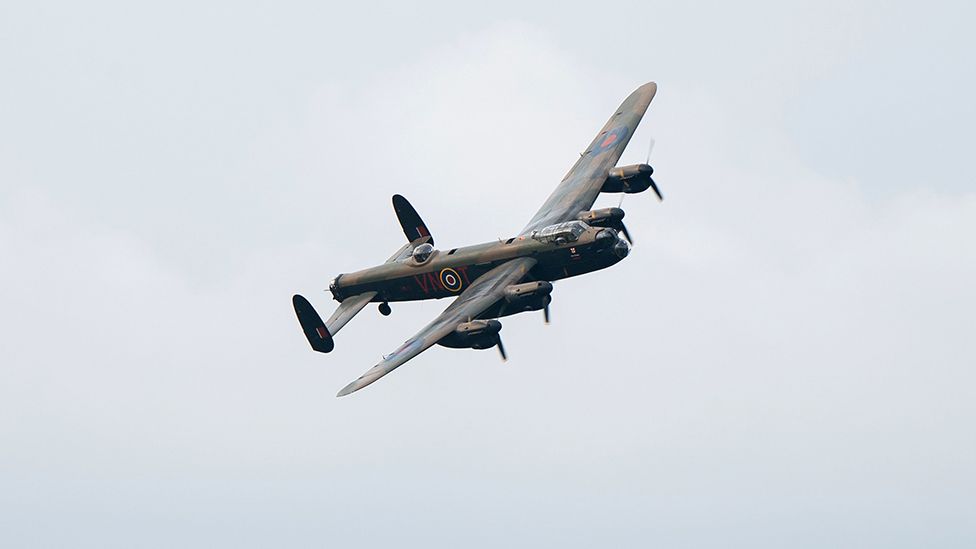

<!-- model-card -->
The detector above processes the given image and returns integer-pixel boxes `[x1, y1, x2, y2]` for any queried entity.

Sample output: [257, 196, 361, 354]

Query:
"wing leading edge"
[336, 257, 537, 397]
[521, 82, 657, 234]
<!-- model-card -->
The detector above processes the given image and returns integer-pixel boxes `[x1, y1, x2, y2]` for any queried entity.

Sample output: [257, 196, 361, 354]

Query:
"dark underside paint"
[334, 237, 622, 303]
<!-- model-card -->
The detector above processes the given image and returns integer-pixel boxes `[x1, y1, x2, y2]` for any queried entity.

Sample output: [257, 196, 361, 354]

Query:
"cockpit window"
[531, 221, 589, 244]
[412, 242, 434, 263]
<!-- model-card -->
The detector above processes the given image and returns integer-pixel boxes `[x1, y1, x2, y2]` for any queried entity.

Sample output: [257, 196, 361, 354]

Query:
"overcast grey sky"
[2, 1, 975, 547]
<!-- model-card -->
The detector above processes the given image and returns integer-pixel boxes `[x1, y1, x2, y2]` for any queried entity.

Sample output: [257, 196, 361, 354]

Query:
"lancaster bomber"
[293, 82, 661, 396]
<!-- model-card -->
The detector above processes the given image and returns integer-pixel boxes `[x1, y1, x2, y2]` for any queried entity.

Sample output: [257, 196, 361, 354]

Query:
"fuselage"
[330, 222, 629, 304]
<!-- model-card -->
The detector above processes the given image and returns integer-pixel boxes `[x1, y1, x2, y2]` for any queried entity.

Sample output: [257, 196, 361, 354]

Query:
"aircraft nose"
[613, 238, 630, 259]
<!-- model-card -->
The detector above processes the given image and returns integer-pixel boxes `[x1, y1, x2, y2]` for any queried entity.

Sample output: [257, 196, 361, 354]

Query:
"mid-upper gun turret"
[411, 242, 434, 263]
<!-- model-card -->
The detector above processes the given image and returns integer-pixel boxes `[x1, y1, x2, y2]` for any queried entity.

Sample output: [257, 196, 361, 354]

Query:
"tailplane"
[292, 291, 378, 353]
[294, 195, 433, 354]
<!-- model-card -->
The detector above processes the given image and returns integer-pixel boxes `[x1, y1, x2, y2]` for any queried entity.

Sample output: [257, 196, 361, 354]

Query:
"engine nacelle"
[438, 319, 502, 349]
[577, 207, 625, 227]
[503, 281, 553, 303]
[601, 163, 655, 194]
[498, 281, 553, 316]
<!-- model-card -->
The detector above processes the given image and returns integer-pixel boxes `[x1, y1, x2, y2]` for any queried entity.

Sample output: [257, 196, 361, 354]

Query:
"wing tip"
[336, 369, 381, 397]
[638, 81, 658, 100]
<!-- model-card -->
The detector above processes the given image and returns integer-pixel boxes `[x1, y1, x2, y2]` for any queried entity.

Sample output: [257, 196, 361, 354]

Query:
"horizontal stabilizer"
[293, 294, 334, 353]
[324, 291, 376, 335]
[393, 194, 433, 245]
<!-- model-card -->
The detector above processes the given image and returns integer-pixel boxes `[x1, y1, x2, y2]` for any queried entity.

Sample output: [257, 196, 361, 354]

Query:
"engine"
[577, 207, 625, 227]
[601, 163, 655, 194]
[577, 207, 633, 248]
[501, 281, 553, 315]
[437, 319, 503, 349]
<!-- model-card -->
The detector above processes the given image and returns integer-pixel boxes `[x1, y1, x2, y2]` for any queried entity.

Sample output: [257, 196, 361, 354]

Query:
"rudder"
[393, 194, 433, 245]
[293, 294, 334, 353]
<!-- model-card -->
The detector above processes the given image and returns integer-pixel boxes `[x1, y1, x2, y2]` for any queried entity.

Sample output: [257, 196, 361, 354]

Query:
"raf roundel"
[440, 268, 463, 292]
[592, 125, 628, 154]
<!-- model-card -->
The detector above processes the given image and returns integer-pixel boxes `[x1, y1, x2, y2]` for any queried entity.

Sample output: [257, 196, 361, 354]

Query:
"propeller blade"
[648, 178, 663, 201]
[543, 303, 551, 324]
[646, 137, 661, 201]
[619, 222, 634, 245]
[496, 335, 507, 361]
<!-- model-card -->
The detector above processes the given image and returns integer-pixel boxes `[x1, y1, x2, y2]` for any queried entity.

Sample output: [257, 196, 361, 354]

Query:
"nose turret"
[595, 227, 630, 258]
[613, 237, 630, 259]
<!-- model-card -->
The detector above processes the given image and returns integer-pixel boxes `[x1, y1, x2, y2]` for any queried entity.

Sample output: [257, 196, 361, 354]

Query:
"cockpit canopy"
[412, 242, 434, 263]
[531, 221, 589, 244]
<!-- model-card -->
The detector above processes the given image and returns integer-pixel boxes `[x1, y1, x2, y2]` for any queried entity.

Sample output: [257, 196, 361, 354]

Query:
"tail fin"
[393, 194, 433, 245]
[293, 291, 379, 353]
[293, 294, 334, 353]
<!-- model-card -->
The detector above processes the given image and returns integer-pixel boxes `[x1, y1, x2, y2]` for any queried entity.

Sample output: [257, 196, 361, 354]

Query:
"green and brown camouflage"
[329, 219, 629, 305]
[293, 82, 660, 396]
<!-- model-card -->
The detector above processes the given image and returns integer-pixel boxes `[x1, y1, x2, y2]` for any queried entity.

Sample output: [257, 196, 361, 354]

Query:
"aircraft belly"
[531, 246, 623, 282]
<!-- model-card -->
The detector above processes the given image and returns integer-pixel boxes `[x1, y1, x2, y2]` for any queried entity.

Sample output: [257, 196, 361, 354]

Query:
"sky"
[1, 1, 975, 547]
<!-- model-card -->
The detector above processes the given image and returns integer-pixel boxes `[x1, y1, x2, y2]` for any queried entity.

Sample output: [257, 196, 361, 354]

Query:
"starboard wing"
[521, 82, 657, 234]
[336, 257, 537, 397]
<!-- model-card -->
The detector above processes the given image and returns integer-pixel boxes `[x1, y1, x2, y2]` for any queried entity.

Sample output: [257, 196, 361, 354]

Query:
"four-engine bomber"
[293, 82, 662, 396]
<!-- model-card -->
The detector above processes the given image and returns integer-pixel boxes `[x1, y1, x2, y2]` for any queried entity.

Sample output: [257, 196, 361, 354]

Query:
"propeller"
[604, 207, 634, 245]
[618, 137, 662, 210]
[618, 219, 634, 245]
[648, 178, 663, 201]
[543, 302, 551, 324]
[645, 137, 663, 201]
[495, 333, 507, 361]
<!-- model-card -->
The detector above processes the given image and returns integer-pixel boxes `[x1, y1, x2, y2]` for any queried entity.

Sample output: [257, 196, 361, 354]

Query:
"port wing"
[336, 257, 537, 396]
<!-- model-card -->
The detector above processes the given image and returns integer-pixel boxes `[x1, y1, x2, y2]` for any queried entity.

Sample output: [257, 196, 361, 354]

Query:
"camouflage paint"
[295, 82, 660, 396]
